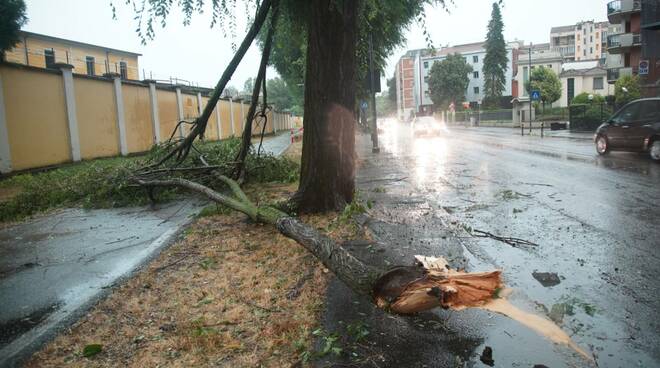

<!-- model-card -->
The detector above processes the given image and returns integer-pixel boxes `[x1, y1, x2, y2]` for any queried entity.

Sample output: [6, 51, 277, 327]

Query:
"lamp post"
[528, 42, 533, 135]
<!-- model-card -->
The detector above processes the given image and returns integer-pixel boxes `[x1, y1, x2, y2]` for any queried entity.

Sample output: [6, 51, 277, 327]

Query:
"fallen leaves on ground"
[25, 183, 364, 368]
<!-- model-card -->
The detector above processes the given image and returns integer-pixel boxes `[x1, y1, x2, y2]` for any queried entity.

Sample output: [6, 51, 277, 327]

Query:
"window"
[596, 44, 599, 50]
[522, 66, 529, 96]
[590, 35, 593, 42]
[577, 45, 581, 52]
[85, 56, 95, 76]
[567, 78, 575, 104]
[424, 61, 429, 68]
[424, 75, 429, 82]
[473, 55, 479, 63]
[639, 101, 660, 122]
[593, 77, 604, 90]
[612, 102, 640, 124]
[548, 65, 552, 69]
[596, 32, 599, 38]
[119, 61, 128, 80]
[590, 47, 593, 54]
[44, 48, 55, 69]
[424, 90, 430, 96]
[473, 71, 479, 79]
[473, 86, 480, 94]
[583, 49, 587, 57]
[577, 34, 581, 41]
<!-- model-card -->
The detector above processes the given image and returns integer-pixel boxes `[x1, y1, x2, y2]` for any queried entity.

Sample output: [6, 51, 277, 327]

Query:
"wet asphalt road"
[322, 123, 659, 368]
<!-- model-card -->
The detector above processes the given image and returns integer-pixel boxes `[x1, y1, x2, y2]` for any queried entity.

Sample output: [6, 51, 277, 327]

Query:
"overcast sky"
[23, 0, 608, 89]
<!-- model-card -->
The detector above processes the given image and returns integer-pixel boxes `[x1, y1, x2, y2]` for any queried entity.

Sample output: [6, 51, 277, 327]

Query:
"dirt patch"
[24, 183, 360, 368]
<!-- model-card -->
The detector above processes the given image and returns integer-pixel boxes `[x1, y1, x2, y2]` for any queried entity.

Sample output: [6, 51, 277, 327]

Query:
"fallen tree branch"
[150, 0, 273, 168]
[132, 175, 504, 314]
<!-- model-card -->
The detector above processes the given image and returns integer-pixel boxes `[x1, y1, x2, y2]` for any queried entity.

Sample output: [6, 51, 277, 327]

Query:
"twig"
[152, 252, 197, 272]
[470, 229, 539, 248]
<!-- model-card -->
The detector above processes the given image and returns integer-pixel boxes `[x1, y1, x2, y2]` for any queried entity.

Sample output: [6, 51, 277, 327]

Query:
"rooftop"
[19, 30, 142, 57]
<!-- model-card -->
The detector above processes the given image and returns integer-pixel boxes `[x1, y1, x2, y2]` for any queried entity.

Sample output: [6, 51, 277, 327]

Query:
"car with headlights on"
[412, 116, 444, 136]
[594, 98, 660, 161]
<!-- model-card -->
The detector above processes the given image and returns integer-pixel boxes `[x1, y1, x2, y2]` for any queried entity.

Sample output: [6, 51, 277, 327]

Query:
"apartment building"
[550, 21, 610, 62]
[394, 42, 517, 120]
[4, 31, 141, 80]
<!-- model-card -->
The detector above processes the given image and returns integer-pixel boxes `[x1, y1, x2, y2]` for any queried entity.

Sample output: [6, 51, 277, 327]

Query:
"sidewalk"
[0, 200, 205, 367]
[456, 126, 594, 141]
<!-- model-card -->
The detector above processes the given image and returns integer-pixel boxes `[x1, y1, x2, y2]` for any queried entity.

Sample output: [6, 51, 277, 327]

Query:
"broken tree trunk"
[134, 175, 503, 314]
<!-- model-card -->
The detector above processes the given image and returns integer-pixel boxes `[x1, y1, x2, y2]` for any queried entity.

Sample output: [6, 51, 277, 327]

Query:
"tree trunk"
[293, 0, 358, 212]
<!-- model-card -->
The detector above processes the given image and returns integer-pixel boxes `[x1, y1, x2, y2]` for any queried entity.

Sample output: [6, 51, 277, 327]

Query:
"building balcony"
[607, 0, 641, 24]
[607, 67, 633, 83]
[551, 45, 575, 57]
[607, 33, 642, 53]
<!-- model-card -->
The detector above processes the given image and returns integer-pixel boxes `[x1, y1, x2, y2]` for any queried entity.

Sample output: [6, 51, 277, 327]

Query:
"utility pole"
[368, 33, 380, 153]
[528, 42, 533, 135]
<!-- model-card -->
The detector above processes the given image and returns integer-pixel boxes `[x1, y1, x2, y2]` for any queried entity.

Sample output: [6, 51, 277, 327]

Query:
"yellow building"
[4, 31, 141, 80]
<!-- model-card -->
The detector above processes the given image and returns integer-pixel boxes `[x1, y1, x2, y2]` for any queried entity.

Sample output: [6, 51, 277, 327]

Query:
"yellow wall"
[232, 101, 244, 137]
[201, 97, 220, 141]
[156, 90, 179, 141]
[180, 93, 198, 136]
[7, 35, 139, 79]
[0, 64, 293, 172]
[219, 100, 233, 138]
[74, 76, 119, 159]
[1, 66, 70, 170]
[122, 84, 154, 153]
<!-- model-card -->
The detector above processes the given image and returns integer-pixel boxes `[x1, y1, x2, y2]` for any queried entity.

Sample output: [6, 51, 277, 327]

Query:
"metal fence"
[568, 103, 614, 132]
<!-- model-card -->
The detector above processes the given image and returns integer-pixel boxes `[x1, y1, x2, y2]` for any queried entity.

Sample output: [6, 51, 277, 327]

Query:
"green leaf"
[82, 344, 103, 357]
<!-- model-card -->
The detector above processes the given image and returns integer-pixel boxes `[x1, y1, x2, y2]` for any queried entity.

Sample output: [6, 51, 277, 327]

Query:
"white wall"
[418, 47, 516, 106]
[560, 74, 614, 107]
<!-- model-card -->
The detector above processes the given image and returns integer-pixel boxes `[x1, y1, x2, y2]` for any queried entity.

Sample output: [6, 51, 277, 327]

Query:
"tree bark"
[293, 0, 358, 212]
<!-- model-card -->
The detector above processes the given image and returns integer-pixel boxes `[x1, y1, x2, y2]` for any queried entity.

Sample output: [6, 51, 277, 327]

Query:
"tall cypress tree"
[483, 2, 507, 107]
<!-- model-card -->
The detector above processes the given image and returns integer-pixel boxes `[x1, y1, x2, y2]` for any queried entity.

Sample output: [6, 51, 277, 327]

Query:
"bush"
[0, 138, 300, 222]
[572, 92, 606, 105]
[615, 75, 642, 106]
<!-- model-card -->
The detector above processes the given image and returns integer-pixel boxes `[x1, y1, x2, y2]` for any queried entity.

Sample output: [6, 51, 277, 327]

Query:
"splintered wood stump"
[373, 256, 503, 314]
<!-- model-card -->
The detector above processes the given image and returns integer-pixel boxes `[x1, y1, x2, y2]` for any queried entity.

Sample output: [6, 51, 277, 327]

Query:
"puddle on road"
[477, 297, 591, 361]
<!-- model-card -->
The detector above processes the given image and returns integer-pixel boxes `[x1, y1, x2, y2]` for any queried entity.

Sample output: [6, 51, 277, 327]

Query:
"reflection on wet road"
[373, 122, 660, 367]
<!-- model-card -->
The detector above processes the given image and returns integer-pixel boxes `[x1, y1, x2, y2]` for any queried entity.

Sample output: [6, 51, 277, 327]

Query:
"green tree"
[222, 85, 239, 98]
[266, 77, 300, 111]
[387, 76, 397, 107]
[0, 0, 27, 60]
[614, 75, 642, 106]
[242, 77, 255, 97]
[428, 53, 473, 108]
[482, 2, 507, 106]
[525, 67, 561, 111]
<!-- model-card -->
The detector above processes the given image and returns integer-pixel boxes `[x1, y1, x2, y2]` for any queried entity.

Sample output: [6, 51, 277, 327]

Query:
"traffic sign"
[531, 90, 541, 101]
[639, 60, 649, 75]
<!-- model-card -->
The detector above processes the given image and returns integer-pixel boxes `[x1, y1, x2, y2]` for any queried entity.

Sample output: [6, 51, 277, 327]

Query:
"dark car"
[594, 98, 660, 161]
